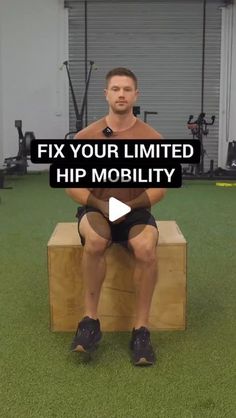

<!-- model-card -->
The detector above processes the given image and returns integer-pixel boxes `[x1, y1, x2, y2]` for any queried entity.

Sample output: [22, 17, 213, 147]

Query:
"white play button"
[108, 197, 131, 222]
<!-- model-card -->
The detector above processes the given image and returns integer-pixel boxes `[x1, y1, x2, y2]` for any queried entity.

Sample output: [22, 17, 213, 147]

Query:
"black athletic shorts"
[76, 206, 158, 247]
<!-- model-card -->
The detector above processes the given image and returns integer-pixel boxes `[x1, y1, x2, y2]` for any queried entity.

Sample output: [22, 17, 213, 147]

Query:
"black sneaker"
[70, 316, 102, 353]
[130, 326, 156, 366]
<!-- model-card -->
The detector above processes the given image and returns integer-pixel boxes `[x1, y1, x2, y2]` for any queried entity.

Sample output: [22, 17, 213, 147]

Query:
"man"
[66, 67, 166, 366]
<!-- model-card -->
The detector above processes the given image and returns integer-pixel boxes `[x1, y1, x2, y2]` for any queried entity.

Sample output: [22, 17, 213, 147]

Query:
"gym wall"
[229, 2, 236, 147]
[67, 0, 222, 170]
[0, 22, 3, 166]
[0, 0, 236, 171]
[218, 1, 236, 168]
[0, 0, 69, 171]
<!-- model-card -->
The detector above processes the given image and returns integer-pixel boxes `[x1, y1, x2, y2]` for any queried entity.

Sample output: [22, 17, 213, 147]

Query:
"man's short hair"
[105, 67, 138, 89]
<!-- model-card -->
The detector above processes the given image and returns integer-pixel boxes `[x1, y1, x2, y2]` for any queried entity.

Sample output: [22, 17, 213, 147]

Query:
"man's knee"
[84, 233, 111, 255]
[129, 228, 158, 264]
[79, 213, 111, 255]
[131, 239, 157, 263]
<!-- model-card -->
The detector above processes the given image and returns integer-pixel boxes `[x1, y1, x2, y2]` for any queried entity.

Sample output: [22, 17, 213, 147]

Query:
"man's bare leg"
[79, 213, 111, 319]
[128, 225, 158, 329]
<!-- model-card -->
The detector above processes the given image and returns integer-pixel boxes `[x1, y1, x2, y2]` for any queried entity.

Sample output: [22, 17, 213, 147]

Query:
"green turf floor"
[0, 173, 236, 418]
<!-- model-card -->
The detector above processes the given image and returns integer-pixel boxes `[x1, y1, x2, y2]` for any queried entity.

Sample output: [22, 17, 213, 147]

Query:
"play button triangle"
[108, 197, 131, 222]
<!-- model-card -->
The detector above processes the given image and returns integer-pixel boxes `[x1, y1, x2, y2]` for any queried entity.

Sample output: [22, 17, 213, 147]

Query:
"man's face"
[104, 76, 139, 114]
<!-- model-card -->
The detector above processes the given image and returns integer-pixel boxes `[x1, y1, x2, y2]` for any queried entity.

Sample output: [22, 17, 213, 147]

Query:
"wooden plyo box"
[47, 221, 187, 332]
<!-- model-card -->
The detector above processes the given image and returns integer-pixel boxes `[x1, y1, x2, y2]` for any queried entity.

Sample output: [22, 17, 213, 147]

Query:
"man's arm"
[66, 188, 90, 206]
[65, 188, 109, 218]
[126, 188, 166, 210]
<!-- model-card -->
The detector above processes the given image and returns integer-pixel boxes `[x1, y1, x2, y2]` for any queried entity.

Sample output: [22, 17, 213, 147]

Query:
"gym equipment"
[226, 141, 236, 169]
[0, 170, 8, 189]
[135, 108, 158, 122]
[63, 60, 96, 138]
[133, 106, 140, 117]
[216, 182, 236, 187]
[184, 114, 236, 180]
[144, 111, 158, 123]
[0, 120, 36, 189]
[185, 112, 215, 176]
[48, 221, 186, 332]
[4, 120, 35, 175]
